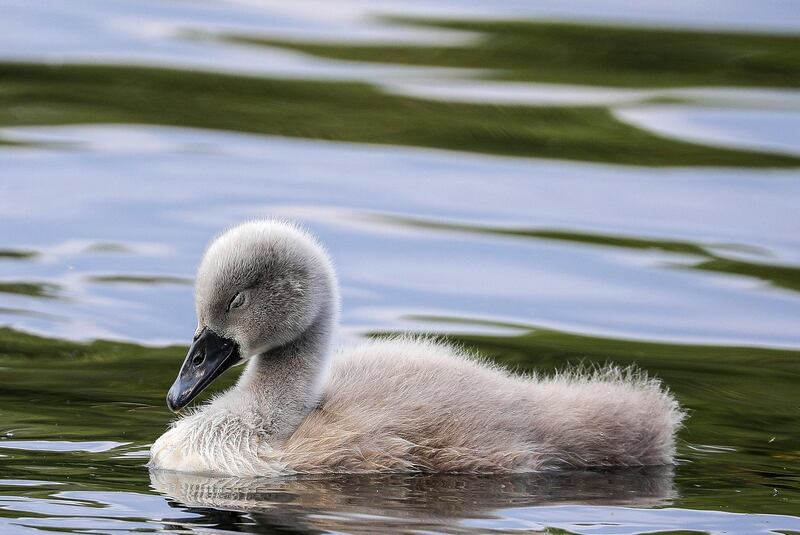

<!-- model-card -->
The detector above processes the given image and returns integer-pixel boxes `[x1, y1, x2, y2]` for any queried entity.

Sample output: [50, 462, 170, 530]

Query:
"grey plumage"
[149, 220, 685, 476]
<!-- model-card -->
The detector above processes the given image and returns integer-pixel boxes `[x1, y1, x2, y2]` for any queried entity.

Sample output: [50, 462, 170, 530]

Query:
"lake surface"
[1, 0, 799, 533]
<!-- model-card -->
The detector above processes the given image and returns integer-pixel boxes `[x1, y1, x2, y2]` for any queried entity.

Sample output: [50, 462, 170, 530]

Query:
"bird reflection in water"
[151, 466, 675, 534]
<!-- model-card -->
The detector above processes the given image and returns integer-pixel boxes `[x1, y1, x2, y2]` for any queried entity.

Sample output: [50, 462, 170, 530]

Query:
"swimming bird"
[149, 220, 684, 476]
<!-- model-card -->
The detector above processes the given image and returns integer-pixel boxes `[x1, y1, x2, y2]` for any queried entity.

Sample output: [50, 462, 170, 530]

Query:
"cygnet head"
[166, 220, 338, 412]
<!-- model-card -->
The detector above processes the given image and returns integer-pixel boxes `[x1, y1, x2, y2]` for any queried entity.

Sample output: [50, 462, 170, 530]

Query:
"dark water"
[1, 1, 799, 533]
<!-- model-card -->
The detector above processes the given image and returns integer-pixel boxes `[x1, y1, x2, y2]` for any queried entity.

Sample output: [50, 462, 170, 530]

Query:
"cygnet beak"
[166, 327, 241, 412]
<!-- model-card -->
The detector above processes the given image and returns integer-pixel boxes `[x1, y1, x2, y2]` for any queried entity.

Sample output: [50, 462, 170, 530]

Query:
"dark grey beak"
[166, 327, 241, 412]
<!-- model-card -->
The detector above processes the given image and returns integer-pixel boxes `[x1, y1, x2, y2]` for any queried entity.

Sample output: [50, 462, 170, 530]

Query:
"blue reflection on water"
[1, 125, 799, 347]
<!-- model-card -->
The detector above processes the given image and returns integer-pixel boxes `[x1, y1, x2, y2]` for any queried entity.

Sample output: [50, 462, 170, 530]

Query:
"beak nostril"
[170, 328, 241, 411]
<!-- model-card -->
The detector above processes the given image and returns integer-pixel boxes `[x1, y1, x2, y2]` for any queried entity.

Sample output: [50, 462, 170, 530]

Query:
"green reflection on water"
[231, 17, 800, 88]
[690, 258, 800, 293]
[87, 275, 193, 286]
[0, 249, 38, 260]
[0, 282, 61, 299]
[84, 242, 134, 254]
[1, 63, 798, 167]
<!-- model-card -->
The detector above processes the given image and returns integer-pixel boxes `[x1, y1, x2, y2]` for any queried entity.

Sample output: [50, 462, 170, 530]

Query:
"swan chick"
[149, 220, 685, 476]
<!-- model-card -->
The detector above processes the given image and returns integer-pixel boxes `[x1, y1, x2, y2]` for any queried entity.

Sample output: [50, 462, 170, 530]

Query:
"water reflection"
[616, 106, 800, 156]
[149, 468, 800, 534]
[150, 467, 676, 533]
[1, 125, 799, 347]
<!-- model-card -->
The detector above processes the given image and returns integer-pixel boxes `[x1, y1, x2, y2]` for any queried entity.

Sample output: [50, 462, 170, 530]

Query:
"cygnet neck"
[234, 298, 336, 442]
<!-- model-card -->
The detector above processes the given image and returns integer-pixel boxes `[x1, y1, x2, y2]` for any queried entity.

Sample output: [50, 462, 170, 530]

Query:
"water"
[1, 0, 799, 533]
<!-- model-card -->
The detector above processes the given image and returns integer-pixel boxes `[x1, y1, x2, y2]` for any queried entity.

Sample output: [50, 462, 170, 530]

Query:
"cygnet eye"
[228, 292, 245, 311]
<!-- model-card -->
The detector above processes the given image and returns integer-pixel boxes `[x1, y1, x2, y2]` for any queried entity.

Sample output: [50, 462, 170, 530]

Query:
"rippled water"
[1, 1, 799, 533]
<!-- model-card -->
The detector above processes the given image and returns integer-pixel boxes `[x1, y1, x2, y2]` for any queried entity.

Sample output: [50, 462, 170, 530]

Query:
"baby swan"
[150, 220, 684, 476]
